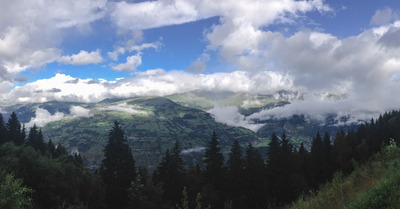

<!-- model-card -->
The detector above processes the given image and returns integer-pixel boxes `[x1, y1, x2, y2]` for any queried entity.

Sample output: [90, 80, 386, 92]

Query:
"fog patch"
[99, 103, 149, 115]
[209, 106, 265, 132]
[26, 108, 65, 128]
[181, 147, 205, 154]
[70, 106, 92, 118]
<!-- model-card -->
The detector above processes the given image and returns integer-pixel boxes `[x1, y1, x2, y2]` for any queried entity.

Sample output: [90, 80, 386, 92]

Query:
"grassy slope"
[287, 140, 400, 209]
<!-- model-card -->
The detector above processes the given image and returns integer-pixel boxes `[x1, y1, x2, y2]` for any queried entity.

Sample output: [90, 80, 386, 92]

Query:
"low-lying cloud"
[209, 106, 265, 132]
[70, 106, 92, 118]
[98, 103, 149, 115]
[26, 108, 65, 128]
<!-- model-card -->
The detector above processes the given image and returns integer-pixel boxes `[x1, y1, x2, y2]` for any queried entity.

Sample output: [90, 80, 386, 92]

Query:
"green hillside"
[288, 139, 400, 209]
[38, 97, 264, 168]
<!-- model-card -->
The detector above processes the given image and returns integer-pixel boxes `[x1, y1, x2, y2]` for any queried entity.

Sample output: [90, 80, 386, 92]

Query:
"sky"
[2, 0, 400, 127]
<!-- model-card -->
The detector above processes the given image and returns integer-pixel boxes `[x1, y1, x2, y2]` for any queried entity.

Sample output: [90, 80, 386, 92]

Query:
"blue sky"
[2, 0, 400, 126]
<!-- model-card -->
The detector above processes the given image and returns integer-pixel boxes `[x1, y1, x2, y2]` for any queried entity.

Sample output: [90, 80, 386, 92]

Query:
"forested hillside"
[5, 97, 263, 168]
[1, 110, 400, 208]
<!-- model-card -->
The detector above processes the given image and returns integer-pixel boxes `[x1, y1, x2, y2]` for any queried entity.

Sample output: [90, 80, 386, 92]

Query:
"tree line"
[1, 110, 400, 208]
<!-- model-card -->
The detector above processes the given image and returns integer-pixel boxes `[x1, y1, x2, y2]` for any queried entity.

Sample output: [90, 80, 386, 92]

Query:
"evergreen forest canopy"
[1, 110, 400, 208]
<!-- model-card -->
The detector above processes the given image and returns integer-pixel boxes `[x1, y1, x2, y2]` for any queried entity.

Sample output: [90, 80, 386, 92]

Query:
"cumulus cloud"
[0, 0, 107, 81]
[112, 54, 142, 72]
[26, 108, 65, 128]
[110, 0, 330, 71]
[70, 106, 92, 118]
[59, 50, 103, 65]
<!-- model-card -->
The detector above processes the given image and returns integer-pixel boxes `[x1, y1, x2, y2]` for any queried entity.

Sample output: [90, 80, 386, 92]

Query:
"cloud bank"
[0, 70, 291, 106]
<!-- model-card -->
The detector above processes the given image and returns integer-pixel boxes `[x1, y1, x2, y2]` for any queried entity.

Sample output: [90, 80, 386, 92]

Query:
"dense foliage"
[2, 109, 400, 208]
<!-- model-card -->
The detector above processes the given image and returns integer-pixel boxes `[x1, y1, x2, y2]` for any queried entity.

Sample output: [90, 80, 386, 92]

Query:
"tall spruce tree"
[0, 114, 6, 144]
[6, 112, 25, 145]
[27, 125, 45, 153]
[204, 131, 225, 186]
[203, 131, 225, 208]
[227, 139, 245, 209]
[154, 141, 185, 205]
[101, 121, 136, 209]
[309, 132, 325, 188]
[244, 144, 267, 208]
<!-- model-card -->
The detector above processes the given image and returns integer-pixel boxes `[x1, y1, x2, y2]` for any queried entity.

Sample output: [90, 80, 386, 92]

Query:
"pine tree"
[266, 133, 280, 168]
[0, 114, 6, 145]
[6, 112, 25, 145]
[27, 125, 45, 153]
[227, 140, 245, 209]
[204, 131, 225, 186]
[244, 144, 267, 208]
[203, 131, 225, 208]
[309, 132, 325, 188]
[154, 141, 186, 205]
[54, 143, 67, 158]
[47, 139, 56, 157]
[322, 132, 334, 181]
[100, 121, 136, 209]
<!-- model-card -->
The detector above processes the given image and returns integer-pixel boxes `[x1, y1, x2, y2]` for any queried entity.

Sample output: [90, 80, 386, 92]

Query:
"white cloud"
[109, 0, 330, 71]
[110, 0, 204, 30]
[98, 103, 149, 115]
[371, 8, 398, 26]
[0, 70, 292, 106]
[26, 108, 65, 128]
[186, 53, 210, 73]
[108, 40, 160, 61]
[209, 106, 265, 132]
[0, 0, 107, 82]
[70, 106, 92, 118]
[59, 50, 103, 65]
[112, 54, 143, 72]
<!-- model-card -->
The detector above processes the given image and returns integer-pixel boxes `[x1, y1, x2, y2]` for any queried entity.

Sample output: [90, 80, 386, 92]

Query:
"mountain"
[165, 89, 295, 115]
[3, 97, 264, 169]
[2, 90, 357, 168]
[166, 90, 355, 148]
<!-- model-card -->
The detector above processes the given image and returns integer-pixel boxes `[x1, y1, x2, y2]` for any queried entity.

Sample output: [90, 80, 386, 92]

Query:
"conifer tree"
[47, 139, 56, 157]
[154, 141, 186, 205]
[6, 112, 25, 145]
[100, 121, 136, 209]
[204, 131, 225, 186]
[0, 114, 6, 145]
[244, 144, 267, 208]
[227, 140, 245, 209]
[322, 132, 334, 180]
[203, 131, 225, 208]
[309, 132, 325, 188]
[27, 125, 45, 153]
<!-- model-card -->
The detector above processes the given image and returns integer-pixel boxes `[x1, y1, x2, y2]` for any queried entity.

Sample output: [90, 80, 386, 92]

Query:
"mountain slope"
[28, 97, 264, 168]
